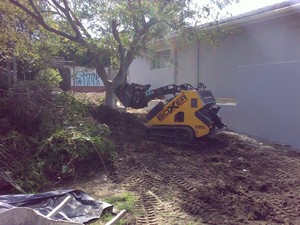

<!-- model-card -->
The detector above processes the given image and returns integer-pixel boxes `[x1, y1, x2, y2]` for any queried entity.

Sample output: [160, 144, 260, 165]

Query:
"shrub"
[0, 68, 115, 192]
[0, 114, 115, 192]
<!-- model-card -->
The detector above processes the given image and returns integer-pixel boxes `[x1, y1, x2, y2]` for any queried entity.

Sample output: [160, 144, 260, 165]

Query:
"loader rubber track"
[146, 125, 195, 144]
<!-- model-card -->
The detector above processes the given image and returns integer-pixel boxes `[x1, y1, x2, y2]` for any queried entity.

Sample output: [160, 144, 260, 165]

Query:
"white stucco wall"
[129, 12, 300, 94]
[198, 12, 300, 147]
[176, 45, 198, 86]
[224, 61, 300, 148]
[199, 14, 294, 98]
[129, 57, 175, 89]
[129, 44, 199, 88]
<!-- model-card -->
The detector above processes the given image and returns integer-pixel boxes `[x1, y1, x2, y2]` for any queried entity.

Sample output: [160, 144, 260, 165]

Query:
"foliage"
[35, 68, 62, 88]
[0, 0, 70, 86]
[0, 131, 45, 191]
[0, 119, 115, 192]
[7, 0, 239, 107]
[0, 0, 62, 59]
[39, 120, 115, 181]
[0, 0, 35, 57]
[0, 68, 65, 136]
[0, 70, 115, 192]
[58, 67, 71, 91]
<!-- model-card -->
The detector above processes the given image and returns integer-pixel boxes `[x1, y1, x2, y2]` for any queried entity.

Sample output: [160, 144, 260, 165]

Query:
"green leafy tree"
[0, 0, 64, 84]
[8, 0, 238, 107]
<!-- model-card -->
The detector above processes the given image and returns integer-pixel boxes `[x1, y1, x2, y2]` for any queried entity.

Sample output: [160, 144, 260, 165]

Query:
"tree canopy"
[7, 0, 238, 106]
[0, 0, 65, 83]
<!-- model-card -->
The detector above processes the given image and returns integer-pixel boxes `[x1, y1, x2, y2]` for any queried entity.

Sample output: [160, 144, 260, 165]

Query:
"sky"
[225, 0, 288, 15]
[194, 0, 288, 17]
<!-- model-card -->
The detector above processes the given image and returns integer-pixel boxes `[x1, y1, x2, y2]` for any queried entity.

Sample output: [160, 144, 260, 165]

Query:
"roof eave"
[201, 3, 300, 30]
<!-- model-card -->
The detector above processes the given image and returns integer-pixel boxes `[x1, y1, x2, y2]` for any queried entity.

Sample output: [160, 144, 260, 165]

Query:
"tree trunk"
[105, 82, 117, 109]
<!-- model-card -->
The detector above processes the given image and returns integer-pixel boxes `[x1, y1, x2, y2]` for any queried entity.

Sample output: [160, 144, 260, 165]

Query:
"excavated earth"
[74, 105, 300, 225]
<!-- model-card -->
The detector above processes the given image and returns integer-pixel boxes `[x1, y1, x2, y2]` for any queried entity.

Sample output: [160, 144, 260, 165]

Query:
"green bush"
[0, 67, 115, 192]
[35, 68, 62, 89]
[0, 115, 115, 192]
[0, 68, 65, 136]
[58, 67, 71, 91]
[0, 131, 44, 191]
[40, 121, 115, 180]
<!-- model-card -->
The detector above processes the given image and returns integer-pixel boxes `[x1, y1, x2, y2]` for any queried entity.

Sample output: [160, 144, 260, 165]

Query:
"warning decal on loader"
[157, 94, 188, 121]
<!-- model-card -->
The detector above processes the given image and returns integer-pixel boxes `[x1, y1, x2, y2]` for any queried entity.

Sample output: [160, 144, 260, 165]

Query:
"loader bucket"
[115, 83, 150, 109]
[210, 107, 226, 129]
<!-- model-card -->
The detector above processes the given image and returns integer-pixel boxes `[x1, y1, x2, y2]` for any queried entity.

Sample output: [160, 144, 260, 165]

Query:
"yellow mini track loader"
[115, 82, 225, 143]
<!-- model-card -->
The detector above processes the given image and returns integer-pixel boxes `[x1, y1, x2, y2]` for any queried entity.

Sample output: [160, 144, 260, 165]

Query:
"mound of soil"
[92, 105, 147, 142]
[83, 106, 300, 224]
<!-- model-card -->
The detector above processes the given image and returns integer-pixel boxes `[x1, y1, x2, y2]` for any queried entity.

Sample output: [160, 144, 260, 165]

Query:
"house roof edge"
[201, 2, 300, 29]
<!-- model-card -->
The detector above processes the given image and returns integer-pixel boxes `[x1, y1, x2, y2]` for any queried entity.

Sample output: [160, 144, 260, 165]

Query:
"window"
[174, 112, 184, 122]
[151, 49, 171, 69]
[191, 98, 198, 108]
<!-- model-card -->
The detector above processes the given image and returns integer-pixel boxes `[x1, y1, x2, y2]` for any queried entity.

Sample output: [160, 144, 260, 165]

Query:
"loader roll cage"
[115, 83, 207, 109]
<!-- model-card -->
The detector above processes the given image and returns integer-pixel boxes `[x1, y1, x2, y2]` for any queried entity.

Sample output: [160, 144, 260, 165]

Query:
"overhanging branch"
[8, 0, 84, 43]
[112, 19, 127, 83]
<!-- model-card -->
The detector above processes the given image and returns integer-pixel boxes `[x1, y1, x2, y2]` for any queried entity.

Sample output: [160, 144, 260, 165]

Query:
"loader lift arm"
[115, 83, 193, 109]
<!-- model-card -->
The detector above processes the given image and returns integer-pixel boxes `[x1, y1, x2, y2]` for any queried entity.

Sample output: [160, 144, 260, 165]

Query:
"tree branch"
[46, 1, 67, 18]
[127, 0, 139, 33]
[51, 0, 83, 41]
[40, 10, 65, 18]
[112, 19, 127, 84]
[28, 0, 43, 17]
[8, 0, 83, 43]
[137, 0, 147, 27]
[129, 18, 157, 54]
[95, 63, 109, 85]
[69, 10, 92, 39]
[49, 0, 65, 13]
[112, 19, 124, 55]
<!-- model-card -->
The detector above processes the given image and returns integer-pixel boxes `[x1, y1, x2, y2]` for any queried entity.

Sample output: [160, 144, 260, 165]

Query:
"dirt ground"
[69, 105, 300, 225]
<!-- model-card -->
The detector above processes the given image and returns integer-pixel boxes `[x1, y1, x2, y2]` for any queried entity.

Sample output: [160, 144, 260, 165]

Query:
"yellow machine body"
[115, 82, 224, 143]
[148, 90, 211, 138]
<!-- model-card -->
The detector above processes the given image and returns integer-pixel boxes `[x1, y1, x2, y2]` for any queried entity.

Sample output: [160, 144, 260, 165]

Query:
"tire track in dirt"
[113, 148, 204, 224]
[95, 108, 300, 225]
[135, 191, 159, 225]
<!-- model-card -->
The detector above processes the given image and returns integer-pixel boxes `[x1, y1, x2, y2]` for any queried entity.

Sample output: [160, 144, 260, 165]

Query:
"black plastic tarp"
[0, 189, 113, 223]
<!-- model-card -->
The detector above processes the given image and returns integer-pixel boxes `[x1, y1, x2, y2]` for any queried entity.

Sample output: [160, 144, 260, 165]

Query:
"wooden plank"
[105, 209, 127, 225]
[47, 195, 72, 219]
